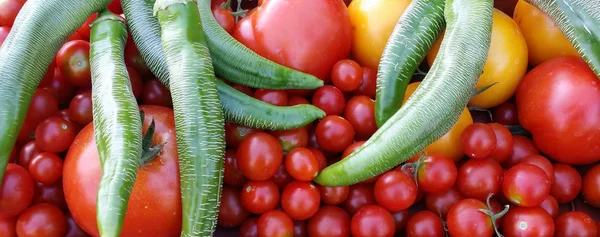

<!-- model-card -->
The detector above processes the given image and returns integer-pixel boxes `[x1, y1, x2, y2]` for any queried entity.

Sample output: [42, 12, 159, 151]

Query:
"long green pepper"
[0, 0, 112, 183]
[89, 9, 143, 237]
[154, 0, 225, 235]
[375, 0, 445, 127]
[315, 0, 494, 186]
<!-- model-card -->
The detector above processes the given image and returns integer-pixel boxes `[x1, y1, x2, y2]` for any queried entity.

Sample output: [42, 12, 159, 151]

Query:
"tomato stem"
[478, 193, 509, 237]
[139, 110, 164, 165]
[400, 152, 426, 190]
[220, 0, 232, 10]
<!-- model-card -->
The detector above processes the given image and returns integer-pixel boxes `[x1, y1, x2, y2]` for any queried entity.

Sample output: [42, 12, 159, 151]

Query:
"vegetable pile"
[0, 0, 599, 236]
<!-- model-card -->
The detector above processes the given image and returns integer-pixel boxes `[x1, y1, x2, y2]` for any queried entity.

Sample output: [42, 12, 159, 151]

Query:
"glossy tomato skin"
[0, 216, 17, 237]
[503, 135, 538, 168]
[218, 186, 250, 228]
[254, 89, 288, 106]
[405, 210, 445, 237]
[502, 163, 551, 207]
[16, 203, 66, 237]
[63, 105, 182, 237]
[519, 154, 554, 183]
[350, 205, 395, 237]
[0, 164, 34, 218]
[141, 79, 172, 108]
[0, 0, 25, 26]
[487, 123, 514, 163]
[554, 212, 598, 237]
[28, 152, 63, 185]
[456, 158, 504, 201]
[25, 88, 59, 125]
[331, 59, 362, 92]
[18, 141, 42, 170]
[460, 123, 497, 159]
[551, 164, 582, 203]
[64, 213, 89, 237]
[354, 66, 377, 99]
[312, 85, 346, 116]
[343, 183, 376, 215]
[374, 171, 417, 212]
[502, 206, 554, 237]
[425, 186, 464, 219]
[270, 127, 309, 154]
[516, 56, 600, 164]
[257, 210, 294, 237]
[538, 195, 559, 218]
[225, 122, 262, 150]
[68, 91, 93, 125]
[416, 153, 457, 194]
[318, 185, 350, 205]
[582, 164, 600, 207]
[0, 26, 10, 46]
[35, 117, 76, 153]
[239, 217, 259, 237]
[281, 181, 321, 220]
[315, 116, 355, 153]
[233, 0, 352, 81]
[237, 132, 283, 181]
[223, 149, 247, 187]
[343, 95, 377, 139]
[240, 180, 280, 214]
[446, 199, 494, 237]
[284, 148, 319, 181]
[307, 205, 351, 237]
[32, 181, 67, 210]
[56, 40, 92, 87]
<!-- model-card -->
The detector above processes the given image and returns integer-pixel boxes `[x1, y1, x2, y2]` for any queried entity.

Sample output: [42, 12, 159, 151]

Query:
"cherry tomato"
[15, 204, 66, 237]
[257, 210, 294, 237]
[513, 0, 578, 66]
[293, 220, 307, 237]
[519, 155, 554, 183]
[25, 88, 59, 125]
[351, 205, 395, 237]
[374, 171, 417, 212]
[68, 91, 93, 125]
[391, 209, 410, 234]
[318, 185, 350, 205]
[18, 141, 42, 170]
[141, 79, 172, 108]
[64, 213, 89, 237]
[254, 89, 288, 106]
[312, 85, 346, 116]
[233, 0, 352, 81]
[343, 95, 377, 139]
[554, 212, 598, 237]
[582, 164, 600, 208]
[307, 205, 350, 237]
[331, 59, 362, 92]
[343, 183, 375, 215]
[502, 206, 554, 237]
[17, 122, 36, 147]
[425, 186, 464, 219]
[0, 216, 16, 237]
[106, 0, 123, 14]
[550, 164, 582, 203]
[218, 186, 250, 228]
[223, 149, 247, 186]
[354, 66, 376, 99]
[28, 153, 63, 185]
[503, 163, 551, 207]
[503, 135, 538, 168]
[9, 148, 16, 164]
[232, 84, 254, 96]
[405, 210, 445, 237]
[538, 195, 559, 218]
[0, 164, 34, 218]
[272, 164, 294, 190]
[32, 181, 67, 210]
[288, 96, 310, 106]
[124, 37, 152, 77]
[446, 199, 494, 237]
[0, 26, 10, 46]
[492, 102, 518, 125]
[56, 40, 92, 87]
[40, 68, 77, 107]
[487, 123, 513, 163]
[285, 148, 319, 181]
[34, 117, 75, 153]
[281, 181, 320, 220]
[270, 127, 308, 154]
[237, 132, 283, 181]
[0, 0, 25, 26]
[309, 148, 328, 171]
[460, 123, 497, 159]
[516, 56, 600, 164]
[241, 180, 279, 214]
[213, 8, 235, 34]
[126, 67, 144, 100]
[315, 115, 355, 153]
[457, 158, 504, 201]
[225, 122, 262, 149]
[240, 217, 259, 237]
[416, 153, 457, 194]
[54, 110, 83, 134]
[75, 13, 97, 40]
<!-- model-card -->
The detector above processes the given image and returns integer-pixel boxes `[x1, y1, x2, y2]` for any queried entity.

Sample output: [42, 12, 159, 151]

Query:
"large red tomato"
[63, 105, 182, 237]
[232, 0, 352, 81]
[516, 56, 600, 164]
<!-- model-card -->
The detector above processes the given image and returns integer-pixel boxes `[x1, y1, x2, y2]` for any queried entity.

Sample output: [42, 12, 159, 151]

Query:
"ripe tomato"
[32, 181, 67, 210]
[315, 115, 355, 153]
[374, 171, 417, 212]
[405, 210, 445, 237]
[343, 95, 377, 139]
[272, 164, 294, 190]
[519, 155, 554, 183]
[446, 199, 494, 237]
[239, 217, 259, 237]
[63, 105, 182, 237]
[460, 123, 496, 159]
[124, 37, 152, 77]
[18, 141, 42, 170]
[56, 40, 92, 87]
[350, 205, 395, 237]
[425, 186, 464, 219]
[40, 68, 77, 106]
[285, 148, 319, 181]
[550, 164, 582, 203]
[343, 183, 376, 215]
[218, 186, 250, 228]
[347, 0, 411, 69]
[35, 117, 76, 153]
[28, 152, 63, 185]
[516, 56, 600, 164]
[233, 0, 352, 81]
[513, 0, 578, 66]
[16, 203, 66, 237]
[0, 216, 16, 237]
[307, 205, 351, 237]
[254, 89, 288, 106]
[404, 82, 473, 161]
[237, 132, 283, 181]
[428, 9, 528, 109]
[213, 8, 235, 34]
[75, 13, 97, 40]
[65, 213, 88, 237]
[293, 220, 307, 237]
[318, 185, 349, 205]
[257, 210, 294, 237]
[456, 158, 504, 201]
[0, 0, 25, 26]
[538, 195, 559, 218]
[331, 59, 362, 92]
[225, 122, 262, 150]
[241, 180, 280, 214]
[270, 127, 308, 154]
[126, 67, 143, 99]
[0, 164, 34, 218]
[141, 79, 172, 108]
[223, 149, 247, 187]
[416, 153, 457, 194]
[503, 135, 538, 168]
[312, 85, 346, 116]
[502, 206, 554, 237]
[582, 164, 600, 208]
[68, 91, 93, 125]
[554, 212, 598, 237]
[106, 0, 123, 14]
[492, 102, 518, 125]
[502, 163, 551, 207]
[354, 66, 377, 99]
[391, 209, 410, 234]
[281, 181, 320, 220]
[25, 88, 59, 125]
[487, 123, 513, 163]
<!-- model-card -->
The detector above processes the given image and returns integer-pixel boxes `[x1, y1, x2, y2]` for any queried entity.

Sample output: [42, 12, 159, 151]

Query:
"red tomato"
[315, 115, 355, 153]
[18, 141, 42, 170]
[240, 180, 280, 214]
[288, 96, 310, 106]
[40, 68, 77, 106]
[233, 0, 352, 81]
[254, 89, 288, 106]
[106, 0, 123, 14]
[0, 26, 10, 46]
[516, 56, 600, 164]
[64, 213, 89, 237]
[391, 209, 410, 234]
[281, 181, 320, 220]
[124, 37, 152, 77]
[285, 148, 319, 181]
[127, 67, 143, 99]
[343, 95, 377, 139]
[487, 123, 513, 163]
[293, 220, 307, 237]
[416, 153, 457, 194]
[460, 123, 496, 159]
[424, 186, 464, 219]
[550, 164, 582, 203]
[76, 13, 97, 40]
[554, 212, 598, 237]
[257, 210, 294, 237]
[312, 85, 346, 116]
[350, 205, 395, 237]
[0, 164, 34, 218]
[35, 117, 75, 153]
[25, 88, 59, 125]
[331, 59, 362, 92]
[446, 199, 494, 237]
[16, 204, 66, 237]
[343, 183, 376, 215]
[519, 154, 555, 183]
[0, 0, 25, 26]
[218, 186, 250, 228]
[456, 158, 504, 201]
[63, 105, 182, 237]
[225, 122, 262, 149]
[237, 132, 283, 181]
[318, 185, 350, 205]
[54, 110, 83, 134]
[28, 153, 63, 185]
[270, 127, 308, 153]
[342, 141, 365, 159]
[142, 79, 172, 108]
[405, 210, 445, 237]
[56, 40, 92, 87]
[272, 164, 294, 190]
[492, 102, 518, 125]
[502, 163, 551, 207]
[239, 217, 258, 237]
[538, 195, 559, 218]
[17, 122, 36, 147]
[68, 91, 93, 125]
[310, 148, 328, 172]
[374, 171, 417, 212]
[213, 8, 235, 34]
[32, 181, 67, 210]
[502, 206, 554, 237]
[503, 135, 538, 168]
[9, 147, 16, 163]
[307, 205, 351, 237]
[582, 164, 600, 208]
[223, 149, 247, 187]
[0, 216, 16, 237]
[354, 66, 376, 99]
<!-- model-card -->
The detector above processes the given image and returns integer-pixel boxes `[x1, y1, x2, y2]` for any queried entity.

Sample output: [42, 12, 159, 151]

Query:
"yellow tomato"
[348, 0, 412, 69]
[403, 82, 473, 162]
[513, 0, 579, 66]
[426, 9, 528, 109]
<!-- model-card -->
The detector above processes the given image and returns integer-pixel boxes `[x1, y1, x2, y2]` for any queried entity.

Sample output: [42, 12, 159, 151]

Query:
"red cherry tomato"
[0, 216, 17, 237]
[240, 180, 280, 214]
[64, 213, 89, 237]
[405, 210, 445, 237]
[254, 89, 288, 106]
[218, 186, 250, 228]
[318, 185, 350, 205]
[312, 85, 346, 116]
[9, 147, 16, 163]
[503, 135, 538, 168]
[257, 210, 294, 237]
[492, 102, 518, 125]
[213, 8, 235, 34]
[32, 181, 67, 210]
[374, 171, 417, 212]
[76, 13, 97, 40]
[519, 154, 554, 183]
[307, 205, 351, 237]
[18, 141, 42, 170]
[487, 123, 513, 163]
[56, 40, 92, 87]
[68, 91, 93, 125]
[225, 122, 262, 149]
[0, 0, 25, 26]
[331, 59, 363, 92]
[502, 163, 551, 207]
[124, 37, 152, 77]
[391, 209, 410, 234]
[502, 206, 554, 237]
[446, 199, 494, 237]
[272, 164, 294, 190]
[237, 132, 283, 181]
[315, 115, 355, 153]
[15, 204, 66, 237]
[550, 164, 582, 203]
[424, 186, 465, 219]
[25, 89, 59, 125]
[288, 96, 310, 106]
[460, 123, 497, 159]
[223, 149, 247, 187]
[239, 217, 259, 237]
[293, 220, 307, 237]
[554, 212, 598, 237]
[0, 164, 34, 218]
[28, 152, 63, 185]
[350, 205, 395, 237]
[538, 195, 559, 218]
[582, 164, 600, 208]
[40, 68, 77, 106]
[343, 95, 377, 139]
[343, 183, 375, 215]
[281, 181, 320, 220]
[126, 67, 144, 100]
[107, 0, 123, 14]
[354, 66, 376, 99]
[456, 158, 504, 201]
[416, 153, 457, 194]
[285, 148, 319, 181]
[141, 79, 172, 108]
[35, 117, 75, 153]
[270, 127, 308, 154]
